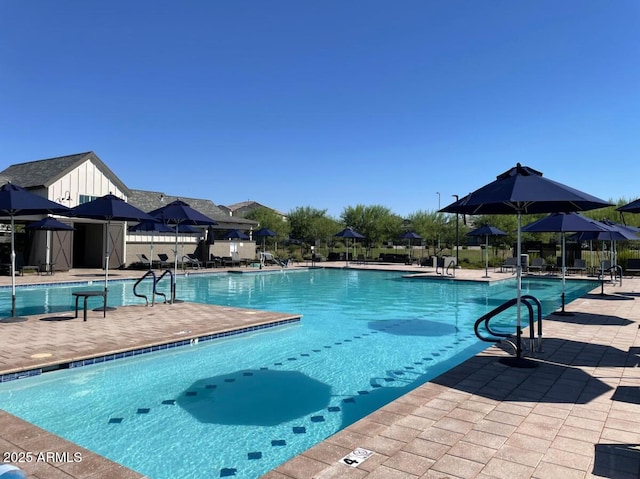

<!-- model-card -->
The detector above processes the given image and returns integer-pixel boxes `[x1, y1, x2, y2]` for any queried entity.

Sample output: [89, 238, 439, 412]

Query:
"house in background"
[221, 200, 287, 221]
[0, 151, 260, 271]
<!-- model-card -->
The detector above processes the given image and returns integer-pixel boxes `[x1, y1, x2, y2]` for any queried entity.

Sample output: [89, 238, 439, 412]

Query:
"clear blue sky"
[1, 1, 639, 218]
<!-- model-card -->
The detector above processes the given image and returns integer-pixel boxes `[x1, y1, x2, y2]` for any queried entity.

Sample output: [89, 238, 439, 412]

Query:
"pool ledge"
[0, 302, 301, 381]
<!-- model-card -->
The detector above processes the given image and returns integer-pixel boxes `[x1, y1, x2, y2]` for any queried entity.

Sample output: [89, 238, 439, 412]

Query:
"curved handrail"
[474, 294, 543, 357]
[156, 269, 174, 303]
[133, 270, 157, 307]
[446, 259, 456, 277]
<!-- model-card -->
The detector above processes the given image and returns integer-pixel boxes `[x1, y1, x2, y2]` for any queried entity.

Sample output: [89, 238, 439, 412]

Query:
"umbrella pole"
[552, 233, 573, 316]
[499, 212, 537, 368]
[95, 219, 115, 312]
[10, 215, 16, 317]
[484, 235, 489, 278]
[172, 226, 179, 303]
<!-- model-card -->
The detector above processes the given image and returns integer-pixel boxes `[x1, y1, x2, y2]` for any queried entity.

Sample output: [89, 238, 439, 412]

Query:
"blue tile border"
[0, 317, 300, 383]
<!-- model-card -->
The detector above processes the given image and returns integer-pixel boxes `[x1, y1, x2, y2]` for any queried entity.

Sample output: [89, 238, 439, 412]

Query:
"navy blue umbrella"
[523, 213, 607, 313]
[334, 227, 365, 266]
[441, 164, 610, 366]
[71, 194, 157, 310]
[254, 227, 277, 252]
[148, 200, 217, 302]
[616, 198, 640, 214]
[26, 217, 74, 276]
[466, 225, 507, 278]
[224, 229, 250, 240]
[0, 183, 71, 320]
[399, 231, 422, 262]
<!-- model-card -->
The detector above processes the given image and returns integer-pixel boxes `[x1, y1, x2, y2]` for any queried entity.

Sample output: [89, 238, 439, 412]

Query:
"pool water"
[0, 270, 598, 479]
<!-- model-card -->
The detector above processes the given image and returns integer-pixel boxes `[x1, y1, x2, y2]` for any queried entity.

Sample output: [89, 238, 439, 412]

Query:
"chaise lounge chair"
[528, 257, 546, 274]
[499, 257, 517, 273]
[182, 254, 200, 269]
[157, 253, 171, 269]
[567, 258, 587, 275]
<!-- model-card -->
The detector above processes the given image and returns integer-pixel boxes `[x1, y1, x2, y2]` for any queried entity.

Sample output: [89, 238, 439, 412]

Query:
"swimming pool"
[0, 270, 598, 478]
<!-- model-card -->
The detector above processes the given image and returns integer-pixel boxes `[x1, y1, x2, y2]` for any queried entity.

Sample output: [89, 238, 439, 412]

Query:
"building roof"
[128, 189, 258, 230]
[224, 200, 286, 218]
[0, 151, 131, 195]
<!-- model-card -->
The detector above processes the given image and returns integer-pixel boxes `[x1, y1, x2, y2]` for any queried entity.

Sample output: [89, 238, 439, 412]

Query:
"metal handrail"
[474, 294, 543, 358]
[446, 259, 456, 277]
[156, 269, 175, 303]
[132, 270, 157, 307]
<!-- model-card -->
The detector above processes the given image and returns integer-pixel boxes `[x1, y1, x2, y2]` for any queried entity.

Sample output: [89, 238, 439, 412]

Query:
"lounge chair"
[499, 257, 517, 273]
[206, 254, 222, 268]
[157, 253, 171, 269]
[528, 257, 547, 274]
[567, 258, 586, 275]
[137, 253, 153, 268]
[626, 258, 640, 276]
[222, 252, 246, 267]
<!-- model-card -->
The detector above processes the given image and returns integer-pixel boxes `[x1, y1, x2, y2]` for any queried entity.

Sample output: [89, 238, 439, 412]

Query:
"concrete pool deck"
[1, 264, 639, 478]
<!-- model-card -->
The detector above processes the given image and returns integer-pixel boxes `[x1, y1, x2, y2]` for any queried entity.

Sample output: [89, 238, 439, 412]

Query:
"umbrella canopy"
[616, 198, 640, 213]
[441, 164, 610, 365]
[224, 229, 250, 240]
[334, 227, 365, 266]
[399, 230, 422, 240]
[522, 213, 607, 313]
[148, 200, 217, 303]
[26, 217, 74, 275]
[128, 220, 175, 270]
[70, 194, 158, 309]
[0, 183, 72, 320]
[25, 216, 74, 232]
[254, 227, 276, 253]
[466, 225, 507, 278]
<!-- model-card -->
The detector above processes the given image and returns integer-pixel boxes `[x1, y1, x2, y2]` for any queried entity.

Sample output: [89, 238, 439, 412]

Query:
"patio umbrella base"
[0, 316, 28, 323]
[551, 310, 575, 316]
[499, 356, 538, 368]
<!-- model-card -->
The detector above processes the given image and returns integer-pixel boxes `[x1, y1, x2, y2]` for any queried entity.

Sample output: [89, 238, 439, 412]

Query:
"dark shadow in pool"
[177, 369, 331, 426]
[368, 318, 458, 336]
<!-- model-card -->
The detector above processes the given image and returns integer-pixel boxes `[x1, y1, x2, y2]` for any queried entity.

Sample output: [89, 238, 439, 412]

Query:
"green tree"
[340, 204, 401, 249]
[287, 206, 339, 253]
[244, 207, 290, 250]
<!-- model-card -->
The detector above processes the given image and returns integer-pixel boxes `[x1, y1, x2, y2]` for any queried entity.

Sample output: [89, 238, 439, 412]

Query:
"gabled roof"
[224, 200, 286, 217]
[0, 151, 131, 195]
[128, 189, 258, 230]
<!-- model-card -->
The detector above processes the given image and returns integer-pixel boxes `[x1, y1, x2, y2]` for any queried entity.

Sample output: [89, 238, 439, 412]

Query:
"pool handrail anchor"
[474, 294, 543, 361]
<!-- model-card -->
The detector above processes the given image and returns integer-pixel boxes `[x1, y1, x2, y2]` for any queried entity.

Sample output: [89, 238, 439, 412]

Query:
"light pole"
[452, 194, 459, 267]
[436, 192, 441, 252]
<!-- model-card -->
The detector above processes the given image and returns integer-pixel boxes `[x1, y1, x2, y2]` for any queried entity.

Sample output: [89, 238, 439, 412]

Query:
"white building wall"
[48, 159, 127, 207]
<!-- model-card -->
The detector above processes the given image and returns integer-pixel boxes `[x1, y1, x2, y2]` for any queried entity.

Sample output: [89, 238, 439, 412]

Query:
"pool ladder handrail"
[132, 270, 173, 306]
[155, 269, 175, 303]
[435, 257, 456, 277]
[474, 294, 543, 359]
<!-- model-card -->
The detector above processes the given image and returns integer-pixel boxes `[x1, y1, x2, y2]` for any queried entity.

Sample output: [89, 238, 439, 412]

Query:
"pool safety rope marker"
[339, 448, 374, 468]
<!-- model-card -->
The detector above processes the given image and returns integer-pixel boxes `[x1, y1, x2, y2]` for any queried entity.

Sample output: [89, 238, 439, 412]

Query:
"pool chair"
[567, 258, 587, 275]
[137, 253, 153, 268]
[528, 257, 547, 274]
[157, 253, 171, 269]
[499, 257, 517, 273]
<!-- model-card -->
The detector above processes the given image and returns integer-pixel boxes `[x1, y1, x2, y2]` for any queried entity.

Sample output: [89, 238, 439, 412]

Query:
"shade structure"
[616, 198, 640, 213]
[466, 225, 507, 278]
[224, 229, 250, 240]
[399, 231, 422, 262]
[70, 194, 158, 311]
[26, 216, 74, 275]
[148, 200, 217, 303]
[441, 164, 610, 366]
[254, 227, 277, 261]
[0, 183, 72, 321]
[334, 227, 365, 266]
[522, 213, 607, 314]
